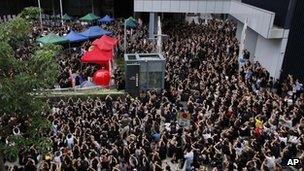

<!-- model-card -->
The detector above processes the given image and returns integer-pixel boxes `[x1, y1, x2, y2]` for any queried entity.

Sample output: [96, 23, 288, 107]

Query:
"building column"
[149, 12, 157, 38]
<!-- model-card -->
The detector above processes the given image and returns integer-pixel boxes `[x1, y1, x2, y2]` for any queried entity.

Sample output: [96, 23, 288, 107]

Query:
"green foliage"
[0, 42, 18, 78]
[36, 137, 53, 155]
[117, 56, 125, 73]
[19, 7, 42, 20]
[0, 23, 10, 43]
[0, 44, 61, 114]
[29, 44, 62, 89]
[3, 145, 19, 162]
[0, 10, 61, 159]
[0, 17, 30, 47]
[7, 17, 30, 41]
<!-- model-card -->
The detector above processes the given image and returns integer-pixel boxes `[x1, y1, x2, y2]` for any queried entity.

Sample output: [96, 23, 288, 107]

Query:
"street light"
[124, 19, 127, 54]
[59, 0, 63, 25]
[37, 0, 43, 29]
[91, 0, 94, 14]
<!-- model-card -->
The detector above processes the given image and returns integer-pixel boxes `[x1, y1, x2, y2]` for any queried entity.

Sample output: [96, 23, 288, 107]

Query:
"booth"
[124, 53, 165, 96]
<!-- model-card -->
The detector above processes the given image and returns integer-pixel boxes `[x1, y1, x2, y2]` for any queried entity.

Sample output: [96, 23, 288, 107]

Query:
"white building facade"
[134, 0, 289, 79]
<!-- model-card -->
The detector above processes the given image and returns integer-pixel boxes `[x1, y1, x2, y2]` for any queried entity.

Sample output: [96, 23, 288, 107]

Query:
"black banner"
[125, 64, 140, 97]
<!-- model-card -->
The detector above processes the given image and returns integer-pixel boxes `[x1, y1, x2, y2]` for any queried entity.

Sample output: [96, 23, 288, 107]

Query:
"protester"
[3, 18, 304, 171]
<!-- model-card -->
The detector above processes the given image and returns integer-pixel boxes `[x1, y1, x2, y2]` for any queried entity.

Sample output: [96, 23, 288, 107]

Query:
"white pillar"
[149, 12, 156, 39]
[157, 16, 162, 53]
[238, 18, 248, 65]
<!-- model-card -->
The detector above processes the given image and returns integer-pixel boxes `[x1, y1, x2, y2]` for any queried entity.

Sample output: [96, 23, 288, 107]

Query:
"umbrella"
[37, 33, 69, 44]
[79, 13, 100, 22]
[62, 13, 72, 21]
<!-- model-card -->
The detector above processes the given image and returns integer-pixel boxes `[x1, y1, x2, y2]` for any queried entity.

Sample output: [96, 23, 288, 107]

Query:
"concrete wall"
[134, 0, 231, 14]
[135, 0, 284, 39]
[236, 21, 257, 60]
[229, 1, 276, 39]
[245, 27, 258, 58]
[254, 36, 282, 78]
[236, 20, 288, 78]
[137, 0, 289, 79]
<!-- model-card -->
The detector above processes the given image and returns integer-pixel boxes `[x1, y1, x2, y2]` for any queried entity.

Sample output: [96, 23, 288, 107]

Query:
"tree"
[19, 6, 42, 20]
[0, 9, 61, 166]
[0, 17, 30, 45]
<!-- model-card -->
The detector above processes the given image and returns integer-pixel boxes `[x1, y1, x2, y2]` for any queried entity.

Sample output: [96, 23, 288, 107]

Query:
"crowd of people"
[3, 16, 304, 171]
[30, 19, 126, 89]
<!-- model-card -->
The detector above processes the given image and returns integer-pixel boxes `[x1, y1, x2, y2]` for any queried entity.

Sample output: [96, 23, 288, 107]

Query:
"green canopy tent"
[125, 17, 137, 28]
[79, 13, 100, 22]
[62, 13, 72, 21]
[127, 17, 137, 23]
[37, 33, 69, 44]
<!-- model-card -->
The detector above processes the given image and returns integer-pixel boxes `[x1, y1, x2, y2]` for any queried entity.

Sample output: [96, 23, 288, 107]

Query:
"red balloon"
[93, 69, 111, 87]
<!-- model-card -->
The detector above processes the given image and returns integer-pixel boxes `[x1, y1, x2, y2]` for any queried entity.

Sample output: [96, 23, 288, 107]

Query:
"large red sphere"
[93, 69, 111, 87]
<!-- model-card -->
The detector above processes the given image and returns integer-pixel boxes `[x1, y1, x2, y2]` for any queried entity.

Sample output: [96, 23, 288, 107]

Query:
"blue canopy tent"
[80, 80, 96, 88]
[64, 30, 89, 42]
[99, 15, 114, 24]
[79, 26, 112, 38]
[100, 28, 112, 36]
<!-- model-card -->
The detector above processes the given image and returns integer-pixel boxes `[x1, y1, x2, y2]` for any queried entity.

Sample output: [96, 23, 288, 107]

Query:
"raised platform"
[36, 88, 125, 101]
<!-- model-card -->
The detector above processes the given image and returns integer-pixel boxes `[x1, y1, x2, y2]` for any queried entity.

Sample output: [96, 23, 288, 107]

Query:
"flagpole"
[37, 0, 43, 29]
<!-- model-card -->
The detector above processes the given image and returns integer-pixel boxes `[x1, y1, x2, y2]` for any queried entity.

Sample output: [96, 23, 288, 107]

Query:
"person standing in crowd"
[3, 18, 304, 171]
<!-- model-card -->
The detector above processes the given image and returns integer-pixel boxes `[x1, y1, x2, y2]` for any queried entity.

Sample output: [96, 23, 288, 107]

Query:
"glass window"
[148, 72, 162, 89]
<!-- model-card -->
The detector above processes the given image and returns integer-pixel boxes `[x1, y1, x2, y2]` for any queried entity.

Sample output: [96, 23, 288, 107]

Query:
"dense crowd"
[13, 18, 148, 89]
[3, 18, 304, 171]
[30, 20, 127, 88]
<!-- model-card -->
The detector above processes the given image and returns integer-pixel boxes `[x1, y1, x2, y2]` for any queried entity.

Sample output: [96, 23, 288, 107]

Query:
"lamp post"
[91, 0, 94, 14]
[124, 19, 127, 54]
[52, 0, 55, 16]
[59, 0, 63, 25]
[37, 0, 43, 29]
